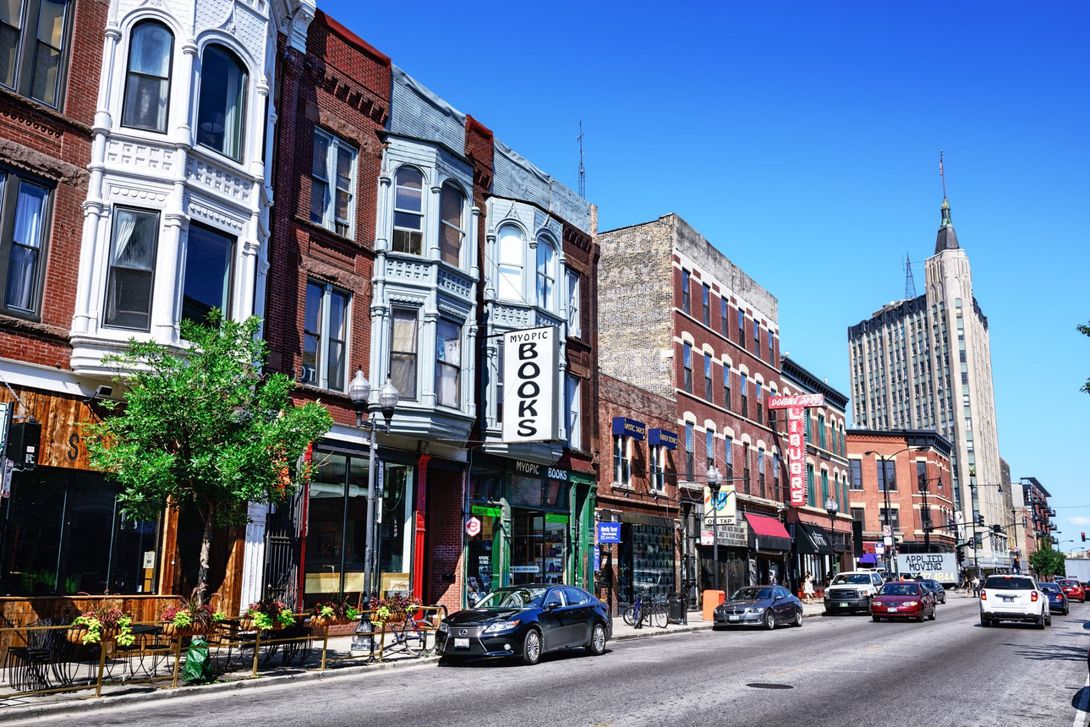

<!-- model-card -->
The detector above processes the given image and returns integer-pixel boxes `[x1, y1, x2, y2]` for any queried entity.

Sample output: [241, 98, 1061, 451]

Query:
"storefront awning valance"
[795, 522, 835, 555]
[648, 428, 678, 449]
[744, 513, 792, 552]
[859, 553, 878, 566]
[612, 417, 646, 440]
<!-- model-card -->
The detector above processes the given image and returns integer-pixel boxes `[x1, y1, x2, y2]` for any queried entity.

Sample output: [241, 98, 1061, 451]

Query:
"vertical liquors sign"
[768, 393, 825, 507]
[502, 326, 559, 443]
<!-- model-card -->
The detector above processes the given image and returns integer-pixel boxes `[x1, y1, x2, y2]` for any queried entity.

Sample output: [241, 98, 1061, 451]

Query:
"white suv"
[979, 574, 1050, 628]
[824, 571, 885, 615]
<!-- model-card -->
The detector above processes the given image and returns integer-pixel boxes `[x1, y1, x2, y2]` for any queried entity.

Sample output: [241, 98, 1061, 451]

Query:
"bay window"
[196, 44, 246, 160]
[439, 182, 464, 266]
[103, 207, 158, 330]
[391, 167, 424, 255]
[121, 21, 172, 132]
[302, 280, 350, 391]
[0, 173, 49, 316]
[536, 237, 555, 309]
[390, 307, 418, 400]
[435, 318, 461, 408]
[181, 223, 233, 326]
[496, 226, 524, 301]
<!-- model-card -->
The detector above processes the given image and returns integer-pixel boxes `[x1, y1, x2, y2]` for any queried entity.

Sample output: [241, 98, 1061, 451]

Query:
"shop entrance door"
[510, 511, 566, 585]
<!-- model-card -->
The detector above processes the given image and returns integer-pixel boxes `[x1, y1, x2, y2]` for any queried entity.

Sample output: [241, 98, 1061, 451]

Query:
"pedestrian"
[803, 572, 815, 604]
[971, 575, 980, 597]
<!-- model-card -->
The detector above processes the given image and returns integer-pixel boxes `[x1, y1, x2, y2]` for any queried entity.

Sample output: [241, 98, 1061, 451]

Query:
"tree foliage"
[86, 314, 333, 602]
[1029, 543, 1066, 580]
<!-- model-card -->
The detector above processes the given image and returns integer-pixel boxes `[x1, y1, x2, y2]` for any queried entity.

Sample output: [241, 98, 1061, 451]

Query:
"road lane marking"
[1074, 674, 1090, 727]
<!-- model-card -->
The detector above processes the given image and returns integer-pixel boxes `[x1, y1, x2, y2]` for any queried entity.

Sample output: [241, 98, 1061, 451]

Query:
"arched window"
[438, 182, 464, 266]
[121, 21, 172, 132]
[196, 44, 246, 160]
[391, 167, 423, 255]
[496, 226, 523, 302]
[536, 236, 555, 309]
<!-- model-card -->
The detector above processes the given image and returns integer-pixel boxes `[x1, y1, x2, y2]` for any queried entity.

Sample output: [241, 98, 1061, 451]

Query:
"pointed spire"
[935, 196, 959, 252]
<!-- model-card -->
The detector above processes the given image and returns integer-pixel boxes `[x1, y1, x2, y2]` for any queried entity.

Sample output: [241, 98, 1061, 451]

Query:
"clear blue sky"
[323, 1, 1090, 538]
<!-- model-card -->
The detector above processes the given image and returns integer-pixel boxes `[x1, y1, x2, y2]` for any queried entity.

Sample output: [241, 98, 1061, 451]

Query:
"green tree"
[1029, 543, 1066, 580]
[87, 314, 332, 603]
[1080, 320, 1090, 394]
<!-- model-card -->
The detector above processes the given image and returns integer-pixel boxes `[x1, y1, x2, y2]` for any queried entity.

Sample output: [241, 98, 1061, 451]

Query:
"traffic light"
[991, 524, 1001, 536]
[1082, 532, 1086, 543]
[976, 514, 985, 527]
[956, 548, 965, 566]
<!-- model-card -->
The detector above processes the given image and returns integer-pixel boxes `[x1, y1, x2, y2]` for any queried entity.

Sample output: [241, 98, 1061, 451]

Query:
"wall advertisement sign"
[703, 484, 737, 525]
[786, 406, 806, 506]
[502, 326, 559, 443]
[895, 553, 958, 584]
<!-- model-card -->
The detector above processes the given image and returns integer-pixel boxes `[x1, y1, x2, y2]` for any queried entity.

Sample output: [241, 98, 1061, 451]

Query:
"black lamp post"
[824, 496, 839, 575]
[348, 368, 399, 602]
[918, 476, 932, 553]
[866, 446, 925, 578]
[706, 464, 722, 592]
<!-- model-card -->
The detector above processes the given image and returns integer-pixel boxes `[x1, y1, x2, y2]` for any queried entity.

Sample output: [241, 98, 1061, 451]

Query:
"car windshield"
[832, 574, 872, 585]
[730, 587, 773, 601]
[985, 576, 1035, 590]
[880, 583, 920, 596]
[473, 587, 548, 609]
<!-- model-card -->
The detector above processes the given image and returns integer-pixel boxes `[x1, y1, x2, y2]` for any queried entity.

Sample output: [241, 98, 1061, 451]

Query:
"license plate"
[887, 607, 897, 612]
[839, 602, 848, 607]
[454, 638, 469, 649]
[728, 615, 740, 622]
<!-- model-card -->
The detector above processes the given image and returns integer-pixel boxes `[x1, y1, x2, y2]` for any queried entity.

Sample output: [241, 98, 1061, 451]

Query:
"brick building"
[1018, 477, 1053, 572]
[846, 429, 956, 576]
[596, 374, 680, 614]
[778, 356, 853, 592]
[598, 214, 792, 605]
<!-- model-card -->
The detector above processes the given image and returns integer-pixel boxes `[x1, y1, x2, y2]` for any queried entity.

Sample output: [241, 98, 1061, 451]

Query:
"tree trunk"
[195, 508, 215, 605]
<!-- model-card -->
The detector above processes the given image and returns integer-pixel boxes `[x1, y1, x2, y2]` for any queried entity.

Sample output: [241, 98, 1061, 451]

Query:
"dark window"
[818, 414, 826, 448]
[849, 460, 863, 490]
[310, 130, 357, 237]
[703, 355, 712, 400]
[753, 318, 760, 354]
[720, 298, 728, 335]
[768, 329, 774, 359]
[737, 308, 745, 344]
[390, 307, 418, 400]
[0, 172, 50, 317]
[807, 464, 815, 505]
[740, 373, 748, 418]
[435, 318, 462, 408]
[755, 381, 763, 423]
[880, 508, 900, 531]
[701, 284, 710, 325]
[757, 447, 765, 498]
[302, 280, 350, 391]
[182, 224, 234, 326]
[196, 44, 247, 160]
[103, 207, 158, 330]
[439, 183, 465, 266]
[680, 270, 690, 312]
[0, 0, 72, 108]
[682, 343, 692, 393]
[850, 507, 865, 524]
[724, 436, 733, 480]
[121, 21, 172, 132]
[705, 429, 714, 468]
[916, 460, 927, 491]
[878, 460, 896, 491]
[684, 423, 694, 481]
[722, 366, 731, 410]
[743, 446, 751, 494]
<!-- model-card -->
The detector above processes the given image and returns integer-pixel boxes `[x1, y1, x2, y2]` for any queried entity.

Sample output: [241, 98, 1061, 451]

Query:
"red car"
[1058, 578, 1086, 603]
[871, 581, 936, 622]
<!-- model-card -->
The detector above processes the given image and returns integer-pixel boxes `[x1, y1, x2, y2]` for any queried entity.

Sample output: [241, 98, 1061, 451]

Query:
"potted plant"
[67, 605, 136, 647]
[310, 598, 363, 628]
[242, 598, 294, 631]
[160, 591, 217, 637]
[368, 595, 419, 630]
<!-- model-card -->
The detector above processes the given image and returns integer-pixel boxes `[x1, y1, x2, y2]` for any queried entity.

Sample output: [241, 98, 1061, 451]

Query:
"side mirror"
[545, 600, 561, 611]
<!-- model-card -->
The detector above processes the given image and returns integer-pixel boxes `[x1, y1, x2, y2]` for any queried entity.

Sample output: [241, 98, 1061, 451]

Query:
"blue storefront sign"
[648, 428, 679, 449]
[611, 416, 646, 440]
[593, 545, 600, 572]
[597, 521, 622, 544]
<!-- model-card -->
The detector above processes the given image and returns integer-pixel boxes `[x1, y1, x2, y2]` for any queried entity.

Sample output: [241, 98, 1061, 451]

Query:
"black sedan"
[1040, 582, 1069, 615]
[921, 579, 947, 604]
[435, 584, 611, 666]
[713, 585, 803, 630]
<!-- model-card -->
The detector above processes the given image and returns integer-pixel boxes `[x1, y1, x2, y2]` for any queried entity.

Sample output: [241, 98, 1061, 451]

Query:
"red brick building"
[596, 374, 680, 614]
[846, 429, 956, 576]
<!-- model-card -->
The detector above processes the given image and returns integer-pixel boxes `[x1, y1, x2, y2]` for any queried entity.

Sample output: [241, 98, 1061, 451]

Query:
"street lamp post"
[919, 477, 931, 553]
[706, 465, 722, 592]
[824, 496, 839, 575]
[865, 446, 925, 578]
[348, 368, 399, 602]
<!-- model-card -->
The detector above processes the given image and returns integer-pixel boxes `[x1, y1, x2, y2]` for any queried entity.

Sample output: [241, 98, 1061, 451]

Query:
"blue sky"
[323, 1, 1090, 537]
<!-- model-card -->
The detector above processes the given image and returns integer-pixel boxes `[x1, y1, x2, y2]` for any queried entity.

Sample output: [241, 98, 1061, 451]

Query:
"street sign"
[597, 521, 621, 544]
[883, 536, 893, 546]
[700, 529, 714, 546]
[875, 543, 886, 555]
[882, 525, 892, 537]
[465, 516, 481, 537]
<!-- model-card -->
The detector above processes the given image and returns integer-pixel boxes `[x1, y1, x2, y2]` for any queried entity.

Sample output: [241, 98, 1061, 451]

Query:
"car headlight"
[744, 607, 764, 614]
[481, 619, 520, 635]
[903, 601, 918, 607]
[437, 621, 449, 634]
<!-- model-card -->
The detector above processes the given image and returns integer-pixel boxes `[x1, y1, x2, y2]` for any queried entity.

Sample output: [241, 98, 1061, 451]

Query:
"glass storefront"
[510, 511, 567, 585]
[619, 522, 674, 604]
[0, 467, 160, 595]
[302, 450, 414, 607]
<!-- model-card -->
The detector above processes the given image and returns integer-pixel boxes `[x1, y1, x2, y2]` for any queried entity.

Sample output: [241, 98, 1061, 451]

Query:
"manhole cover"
[746, 683, 793, 690]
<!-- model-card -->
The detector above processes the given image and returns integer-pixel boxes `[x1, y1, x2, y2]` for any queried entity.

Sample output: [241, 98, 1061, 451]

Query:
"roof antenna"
[577, 120, 585, 198]
[904, 252, 917, 299]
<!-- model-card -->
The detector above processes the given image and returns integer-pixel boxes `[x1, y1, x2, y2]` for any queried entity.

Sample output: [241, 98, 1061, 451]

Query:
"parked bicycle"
[622, 596, 668, 629]
[382, 606, 446, 657]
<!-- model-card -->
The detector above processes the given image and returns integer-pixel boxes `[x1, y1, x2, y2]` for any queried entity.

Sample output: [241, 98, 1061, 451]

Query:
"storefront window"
[378, 463, 413, 596]
[303, 453, 367, 606]
[1, 468, 160, 595]
[510, 511, 566, 586]
[619, 523, 674, 605]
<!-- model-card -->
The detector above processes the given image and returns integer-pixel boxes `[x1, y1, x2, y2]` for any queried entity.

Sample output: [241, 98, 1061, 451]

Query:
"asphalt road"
[12, 596, 1090, 727]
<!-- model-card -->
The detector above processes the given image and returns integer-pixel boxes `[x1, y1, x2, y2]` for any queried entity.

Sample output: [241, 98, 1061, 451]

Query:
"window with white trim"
[650, 444, 666, 492]
[121, 21, 172, 132]
[102, 206, 158, 330]
[181, 223, 233, 326]
[439, 182, 465, 266]
[310, 129, 357, 238]
[302, 279, 350, 391]
[613, 433, 631, 486]
[536, 237, 556, 309]
[392, 167, 424, 255]
[196, 44, 246, 160]
[566, 268, 580, 337]
[0, 172, 50, 317]
[565, 374, 581, 450]
[435, 318, 461, 408]
[390, 307, 418, 400]
[496, 226, 524, 301]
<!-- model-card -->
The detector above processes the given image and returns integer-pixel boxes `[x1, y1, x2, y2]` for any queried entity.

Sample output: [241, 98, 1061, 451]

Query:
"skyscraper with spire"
[847, 194, 1008, 574]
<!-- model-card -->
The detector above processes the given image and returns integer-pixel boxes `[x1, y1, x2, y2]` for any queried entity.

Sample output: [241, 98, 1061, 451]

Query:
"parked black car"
[435, 584, 611, 666]
[921, 579, 947, 604]
[713, 586, 803, 630]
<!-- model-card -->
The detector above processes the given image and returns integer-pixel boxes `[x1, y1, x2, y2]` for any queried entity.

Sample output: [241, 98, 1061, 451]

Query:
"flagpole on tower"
[939, 150, 947, 198]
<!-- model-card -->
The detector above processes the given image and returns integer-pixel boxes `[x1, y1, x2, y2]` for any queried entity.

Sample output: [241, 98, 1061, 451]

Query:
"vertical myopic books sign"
[502, 326, 559, 443]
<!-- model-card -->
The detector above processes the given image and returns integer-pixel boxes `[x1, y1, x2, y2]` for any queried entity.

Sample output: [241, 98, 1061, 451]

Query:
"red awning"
[744, 513, 791, 540]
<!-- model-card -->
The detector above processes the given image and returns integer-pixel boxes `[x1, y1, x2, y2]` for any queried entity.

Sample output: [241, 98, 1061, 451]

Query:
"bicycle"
[382, 606, 445, 657]
[622, 596, 668, 629]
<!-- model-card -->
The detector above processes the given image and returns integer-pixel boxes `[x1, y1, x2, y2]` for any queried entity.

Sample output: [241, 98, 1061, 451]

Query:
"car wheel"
[1046, 612, 1052, 627]
[917, 611, 925, 623]
[794, 609, 803, 627]
[521, 628, 543, 665]
[1064, 607, 1070, 616]
[1036, 613, 1046, 630]
[586, 622, 607, 656]
[872, 615, 881, 622]
[928, 609, 936, 621]
[980, 616, 990, 627]
[764, 611, 775, 630]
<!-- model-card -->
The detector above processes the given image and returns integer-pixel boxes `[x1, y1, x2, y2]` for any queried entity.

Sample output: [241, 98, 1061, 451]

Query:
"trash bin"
[667, 593, 685, 624]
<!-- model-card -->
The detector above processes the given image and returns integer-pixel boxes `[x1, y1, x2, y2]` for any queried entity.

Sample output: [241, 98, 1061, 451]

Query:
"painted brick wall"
[427, 471, 464, 612]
